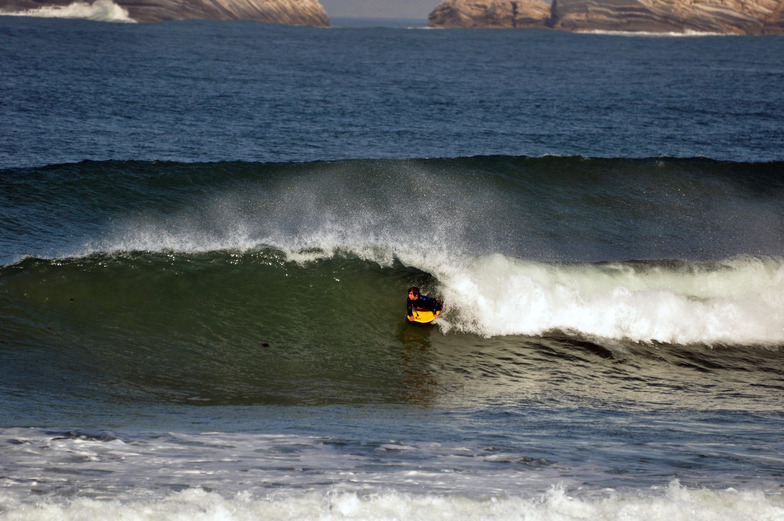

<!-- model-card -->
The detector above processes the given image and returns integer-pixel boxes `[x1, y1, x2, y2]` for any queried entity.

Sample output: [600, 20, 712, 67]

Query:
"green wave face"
[0, 250, 441, 406]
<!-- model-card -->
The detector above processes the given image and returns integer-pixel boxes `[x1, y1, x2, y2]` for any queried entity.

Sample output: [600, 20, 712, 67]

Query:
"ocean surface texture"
[2, 15, 784, 521]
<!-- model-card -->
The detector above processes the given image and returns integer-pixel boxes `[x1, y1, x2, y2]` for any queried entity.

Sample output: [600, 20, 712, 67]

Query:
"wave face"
[2, 157, 783, 348]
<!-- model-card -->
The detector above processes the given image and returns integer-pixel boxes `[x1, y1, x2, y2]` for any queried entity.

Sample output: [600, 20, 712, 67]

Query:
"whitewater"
[0, 0, 135, 22]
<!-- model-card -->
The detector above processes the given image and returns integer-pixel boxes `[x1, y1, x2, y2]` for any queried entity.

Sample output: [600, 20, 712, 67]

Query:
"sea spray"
[3, 158, 784, 266]
[0, 0, 135, 22]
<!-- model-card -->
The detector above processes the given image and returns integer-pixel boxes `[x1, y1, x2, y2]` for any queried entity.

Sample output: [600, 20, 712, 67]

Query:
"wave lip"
[0, 0, 136, 22]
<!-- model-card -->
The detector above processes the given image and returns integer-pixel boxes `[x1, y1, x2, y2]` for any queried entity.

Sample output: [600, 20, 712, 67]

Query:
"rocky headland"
[428, 0, 551, 28]
[551, 0, 784, 34]
[0, 0, 331, 25]
[428, 0, 784, 34]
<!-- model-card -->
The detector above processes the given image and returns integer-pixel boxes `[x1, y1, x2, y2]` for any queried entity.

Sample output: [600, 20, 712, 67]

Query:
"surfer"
[407, 286, 440, 322]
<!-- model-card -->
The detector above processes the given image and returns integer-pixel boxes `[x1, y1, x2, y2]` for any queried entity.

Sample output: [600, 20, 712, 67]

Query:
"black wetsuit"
[407, 294, 439, 316]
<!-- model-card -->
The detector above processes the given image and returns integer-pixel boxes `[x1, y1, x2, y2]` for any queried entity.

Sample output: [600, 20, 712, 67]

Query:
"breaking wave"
[0, 0, 135, 23]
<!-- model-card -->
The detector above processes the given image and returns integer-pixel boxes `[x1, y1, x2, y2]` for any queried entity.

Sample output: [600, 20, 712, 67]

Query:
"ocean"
[1, 12, 784, 521]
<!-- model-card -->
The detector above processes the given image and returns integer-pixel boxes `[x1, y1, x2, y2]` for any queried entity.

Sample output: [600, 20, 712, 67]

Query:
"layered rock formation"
[428, 0, 551, 28]
[550, 0, 784, 34]
[0, 0, 330, 25]
[428, 0, 784, 34]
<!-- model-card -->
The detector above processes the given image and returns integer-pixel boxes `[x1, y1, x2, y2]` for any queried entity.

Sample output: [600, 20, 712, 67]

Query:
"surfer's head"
[408, 287, 420, 300]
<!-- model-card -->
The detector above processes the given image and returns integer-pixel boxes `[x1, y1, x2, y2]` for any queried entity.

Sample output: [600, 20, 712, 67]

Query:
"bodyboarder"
[406, 286, 440, 322]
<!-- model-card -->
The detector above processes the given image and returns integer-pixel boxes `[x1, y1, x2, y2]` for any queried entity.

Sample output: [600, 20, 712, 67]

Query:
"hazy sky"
[319, 0, 435, 20]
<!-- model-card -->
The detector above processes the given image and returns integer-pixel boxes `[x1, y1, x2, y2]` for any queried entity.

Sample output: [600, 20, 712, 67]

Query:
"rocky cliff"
[428, 0, 784, 34]
[550, 0, 784, 34]
[428, 0, 551, 28]
[0, 0, 331, 25]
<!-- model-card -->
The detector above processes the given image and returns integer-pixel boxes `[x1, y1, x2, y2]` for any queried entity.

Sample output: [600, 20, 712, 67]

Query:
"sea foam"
[1, 482, 781, 521]
[0, 0, 135, 22]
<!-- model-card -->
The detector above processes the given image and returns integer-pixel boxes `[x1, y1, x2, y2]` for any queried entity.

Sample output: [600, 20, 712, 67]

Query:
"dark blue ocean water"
[1, 14, 784, 521]
[2, 18, 784, 167]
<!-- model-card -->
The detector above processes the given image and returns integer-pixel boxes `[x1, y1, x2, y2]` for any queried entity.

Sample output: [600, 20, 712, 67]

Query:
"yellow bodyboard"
[409, 309, 440, 324]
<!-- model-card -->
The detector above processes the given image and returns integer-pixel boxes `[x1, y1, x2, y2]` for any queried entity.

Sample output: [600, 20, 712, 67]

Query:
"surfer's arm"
[420, 295, 438, 312]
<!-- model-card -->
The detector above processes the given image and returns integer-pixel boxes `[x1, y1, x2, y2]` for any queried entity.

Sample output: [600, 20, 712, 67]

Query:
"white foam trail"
[576, 29, 730, 37]
[0, 481, 780, 521]
[0, 0, 136, 23]
[433, 255, 784, 345]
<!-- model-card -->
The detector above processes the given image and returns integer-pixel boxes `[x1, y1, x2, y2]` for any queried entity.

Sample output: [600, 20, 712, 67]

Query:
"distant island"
[428, 0, 784, 35]
[0, 0, 330, 25]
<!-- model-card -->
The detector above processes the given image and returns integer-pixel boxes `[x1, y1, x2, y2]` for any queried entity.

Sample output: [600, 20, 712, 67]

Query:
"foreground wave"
[2, 482, 781, 521]
[1, 427, 782, 520]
